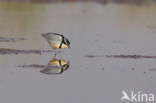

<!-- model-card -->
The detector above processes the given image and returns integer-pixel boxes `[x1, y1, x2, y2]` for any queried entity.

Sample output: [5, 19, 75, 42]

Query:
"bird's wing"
[47, 34, 62, 45]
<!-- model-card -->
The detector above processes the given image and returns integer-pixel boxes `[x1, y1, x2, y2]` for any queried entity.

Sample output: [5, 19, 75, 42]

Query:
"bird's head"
[64, 38, 70, 48]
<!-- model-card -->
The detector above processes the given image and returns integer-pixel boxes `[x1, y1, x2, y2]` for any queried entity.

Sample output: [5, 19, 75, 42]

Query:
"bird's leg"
[52, 48, 57, 59]
[54, 50, 57, 58]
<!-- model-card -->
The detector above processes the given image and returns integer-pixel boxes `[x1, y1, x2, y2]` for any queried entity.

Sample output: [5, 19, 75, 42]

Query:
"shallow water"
[0, 1, 156, 103]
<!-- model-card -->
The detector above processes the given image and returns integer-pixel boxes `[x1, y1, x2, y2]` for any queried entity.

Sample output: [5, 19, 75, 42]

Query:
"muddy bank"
[106, 55, 156, 59]
[84, 55, 105, 58]
[17, 64, 57, 69]
[84, 54, 156, 59]
[0, 0, 155, 4]
[0, 37, 26, 42]
[0, 48, 54, 55]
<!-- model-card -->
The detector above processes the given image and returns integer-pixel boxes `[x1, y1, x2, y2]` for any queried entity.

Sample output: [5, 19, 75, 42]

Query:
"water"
[0, 1, 156, 103]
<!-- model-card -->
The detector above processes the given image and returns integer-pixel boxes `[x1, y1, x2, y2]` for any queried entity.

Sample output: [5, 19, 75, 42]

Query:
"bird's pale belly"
[49, 43, 68, 49]
[49, 43, 59, 49]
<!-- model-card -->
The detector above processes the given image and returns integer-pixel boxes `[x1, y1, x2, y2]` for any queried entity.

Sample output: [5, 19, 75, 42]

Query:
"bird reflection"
[18, 57, 70, 75]
[40, 59, 70, 75]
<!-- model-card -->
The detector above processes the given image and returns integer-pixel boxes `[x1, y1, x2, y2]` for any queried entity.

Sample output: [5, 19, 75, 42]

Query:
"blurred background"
[0, 0, 156, 4]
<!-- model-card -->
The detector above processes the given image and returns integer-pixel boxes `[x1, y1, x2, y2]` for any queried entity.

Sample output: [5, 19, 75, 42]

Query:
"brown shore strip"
[84, 55, 105, 58]
[106, 55, 156, 59]
[85, 54, 156, 59]
[18, 64, 45, 68]
[0, 37, 26, 42]
[0, 0, 155, 4]
[0, 48, 53, 55]
[17, 64, 58, 69]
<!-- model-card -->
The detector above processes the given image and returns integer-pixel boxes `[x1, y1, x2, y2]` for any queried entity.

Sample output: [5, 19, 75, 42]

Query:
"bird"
[40, 59, 70, 75]
[41, 33, 70, 56]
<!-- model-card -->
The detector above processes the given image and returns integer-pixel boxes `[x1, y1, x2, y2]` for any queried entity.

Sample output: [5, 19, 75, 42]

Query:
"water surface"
[0, 1, 156, 103]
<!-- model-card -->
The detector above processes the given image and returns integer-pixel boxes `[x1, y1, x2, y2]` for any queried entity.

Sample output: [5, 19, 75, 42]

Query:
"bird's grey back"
[42, 33, 62, 45]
